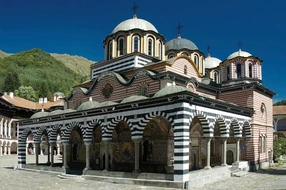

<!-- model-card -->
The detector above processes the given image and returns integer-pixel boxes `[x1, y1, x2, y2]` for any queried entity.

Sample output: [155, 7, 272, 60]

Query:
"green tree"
[274, 100, 286, 106]
[273, 137, 286, 161]
[14, 86, 37, 102]
[3, 71, 21, 92]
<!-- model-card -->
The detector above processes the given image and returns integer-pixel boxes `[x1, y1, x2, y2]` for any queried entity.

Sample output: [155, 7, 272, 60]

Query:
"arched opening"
[141, 116, 172, 173]
[227, 124, 236, 165]
[108, 40, 113, 60]
[189, 117, 207, 170]
[90, 125, 102, 170]
[194, 54, 199, 67]
[227, 150, 234, 165]
[236, 63, 242, 78]
[211, 122, 222, 167]
[111, 121, 133, 172]
[132, 35, 140, 52]
[214, 71, 219, 83]
[249, 64, 253, 78]
[158, 41, 162, 59]
[147, 36, 154, 56]
[184, 65, 187, 75]
[240, 125, 247, 161]
[68, 126, 84, 171]
[11, 142, 17, 154]
[117, 36, 124, 56]
[168, 53, 175, 59]
[227, 66, 231, 80]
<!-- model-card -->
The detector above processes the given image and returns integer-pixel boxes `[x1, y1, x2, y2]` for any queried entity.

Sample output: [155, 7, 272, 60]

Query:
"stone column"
[50, 143, 55, 166]
[0, 119, 3, 137]
[8, 122, 11, 139]
[84, 142, 91, 170]
[133, 139, 141, 173]
[35, 143, 40, 165]
[236, 138, 240, 162]
[103, 141, 110, 171]
[26, 144, 29, 155]
[8, 146, 11, 155]
[221, 138, 227, 166]
[62, 142, 69, 170]
[40, 144, 44, 155]
[47, 144, 51, 165]
[57, 144, 61, 155]
[3, 145, 7, 155]
[204, 138, 211, 169]
[0, 146, 2, 155]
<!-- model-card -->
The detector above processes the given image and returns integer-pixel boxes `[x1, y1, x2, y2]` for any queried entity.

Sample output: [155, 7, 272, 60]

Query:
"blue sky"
[0, 0, 285, 102]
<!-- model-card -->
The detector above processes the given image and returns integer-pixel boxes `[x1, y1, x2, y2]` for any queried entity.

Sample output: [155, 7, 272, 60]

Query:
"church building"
[17, 9, 275, 188]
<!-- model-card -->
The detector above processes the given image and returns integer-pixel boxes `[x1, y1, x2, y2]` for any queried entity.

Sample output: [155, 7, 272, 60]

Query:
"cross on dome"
[131, 3, 138, 18]
[176, 22, 183, 38]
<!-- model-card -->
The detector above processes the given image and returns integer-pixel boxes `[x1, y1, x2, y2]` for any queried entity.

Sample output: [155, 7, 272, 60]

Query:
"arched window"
[184, 65, 187, 75]
[249, 64, 253, 78]
[236, 64, 241, 78]
[182, 52, 188, 56]
[117, 36, 124, 56]
[147, 37, 154, 56]
[227, 66, 231, 80]
[158, 42, 162, 60]
[214, 71, 219, 83]
[108, 40, 113, 60]
[132, 35, 140, 52]
[168, 53, 175, 59]
[194, 54, 199, 66]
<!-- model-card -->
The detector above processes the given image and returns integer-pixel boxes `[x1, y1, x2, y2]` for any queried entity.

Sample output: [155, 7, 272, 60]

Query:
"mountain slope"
[0, 48, 84, 99]
[50, 53, 93, 77]
[0, 50, 11, 58]
[0, 50, 94, 77]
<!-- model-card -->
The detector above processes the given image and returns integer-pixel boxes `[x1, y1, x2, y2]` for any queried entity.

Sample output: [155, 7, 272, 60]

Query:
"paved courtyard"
[0, 155, 286, 190]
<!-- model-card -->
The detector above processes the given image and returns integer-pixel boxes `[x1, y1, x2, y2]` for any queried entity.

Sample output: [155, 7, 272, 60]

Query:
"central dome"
[165, 36, 198, 52]
[112, 15, 158, 34]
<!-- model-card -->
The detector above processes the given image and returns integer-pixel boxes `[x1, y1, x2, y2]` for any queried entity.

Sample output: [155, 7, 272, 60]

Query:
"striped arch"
[61, 121, 83, 142]
[84, 119, 103, 142]
[242, 120, 251, 137]
[231, 118, 241, 137]
[19, 127, 33, 142]
[191, 111, 210, 137]
[136, 111, 174, 139]
[103, 116, 132, 140]
[49, 124, 63, 143]
[215, 116, 228, 137]
[34, 126, 48, 144]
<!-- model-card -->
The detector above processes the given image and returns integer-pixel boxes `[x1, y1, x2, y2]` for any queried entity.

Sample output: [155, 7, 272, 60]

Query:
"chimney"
[9, 92, 14, 99]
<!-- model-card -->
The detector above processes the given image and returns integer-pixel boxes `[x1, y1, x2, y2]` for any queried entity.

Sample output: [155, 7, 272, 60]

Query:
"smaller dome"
[77, 101, 98, 111]
[112, 16, 158, 34]
[227, 49, 252, 60]
[166, 36, 198, 52]
[204, 55, 222, 69]
[154, 83, 189, 98]
[62, 109, 76, 114]
[30, 111, 49, 119]
[121, 95, 148, 103]
[95, 101, 118, 108]
[49, 110, 63, 116]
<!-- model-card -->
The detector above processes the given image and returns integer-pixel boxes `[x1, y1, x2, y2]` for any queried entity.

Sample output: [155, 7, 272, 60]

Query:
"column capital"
[132, 139, 142, 143]
[84, 141, 92, 145]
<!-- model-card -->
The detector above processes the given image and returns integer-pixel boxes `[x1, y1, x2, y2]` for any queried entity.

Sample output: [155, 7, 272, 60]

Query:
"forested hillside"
[0, 49, 86, 101]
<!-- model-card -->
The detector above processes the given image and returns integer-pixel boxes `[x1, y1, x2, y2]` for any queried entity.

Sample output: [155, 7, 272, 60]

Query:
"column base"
[84, 167, 92, 171]
[221, 163, 228, 166]
[46, 161, 51, 165]
[132, 169, 141, 173]
[204, 166, 212, 170]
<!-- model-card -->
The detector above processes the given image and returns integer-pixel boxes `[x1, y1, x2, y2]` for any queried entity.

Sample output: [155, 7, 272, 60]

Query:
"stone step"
[231, 170, 248, 177]
[57, 174, 83, 180]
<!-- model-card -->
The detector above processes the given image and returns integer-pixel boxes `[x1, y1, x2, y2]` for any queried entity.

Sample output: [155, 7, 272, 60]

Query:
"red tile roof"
[0, 94, 64, 110]
[273, 105, 286, 115]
